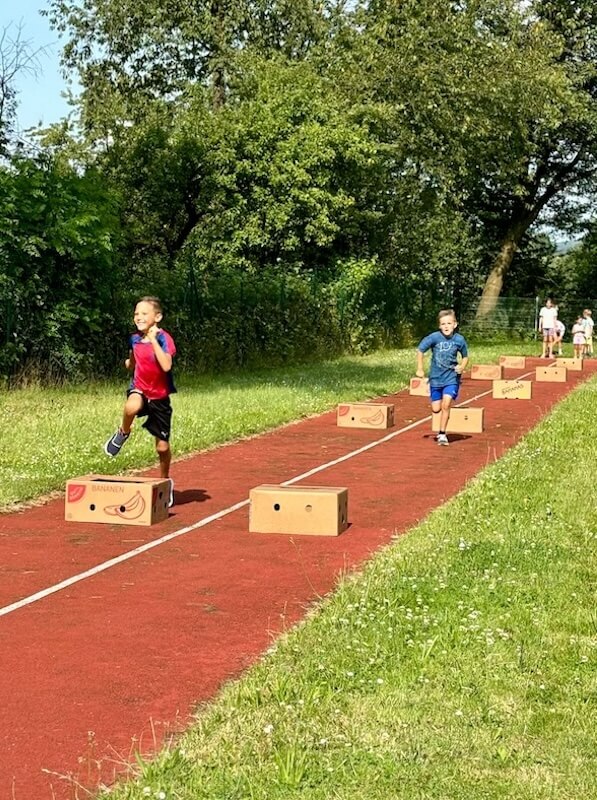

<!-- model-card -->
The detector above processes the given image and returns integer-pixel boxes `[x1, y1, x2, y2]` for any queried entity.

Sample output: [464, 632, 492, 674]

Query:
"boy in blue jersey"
[415, 309, 469, 446]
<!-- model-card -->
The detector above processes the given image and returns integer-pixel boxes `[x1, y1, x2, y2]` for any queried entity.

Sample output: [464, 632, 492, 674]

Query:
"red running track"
[0, 358, 594, 798]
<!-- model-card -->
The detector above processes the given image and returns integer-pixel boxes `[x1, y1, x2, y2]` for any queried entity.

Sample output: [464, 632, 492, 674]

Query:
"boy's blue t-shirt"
[417, 331, 468, 388]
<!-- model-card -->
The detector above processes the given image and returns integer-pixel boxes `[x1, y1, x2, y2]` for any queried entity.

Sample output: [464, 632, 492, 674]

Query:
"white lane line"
[0, 380, 520, 619]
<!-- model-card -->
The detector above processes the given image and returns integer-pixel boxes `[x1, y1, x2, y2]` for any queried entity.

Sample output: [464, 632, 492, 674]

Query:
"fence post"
[534, 296, 540, 340]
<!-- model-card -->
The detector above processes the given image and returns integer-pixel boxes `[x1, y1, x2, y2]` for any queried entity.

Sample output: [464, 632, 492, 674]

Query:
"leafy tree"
[92, 56, 381, 276]
[0, 154, 123, 379]
[46, 0, 333, 131]
[335, 1, 597, 317]
[474, 0, 597, 317]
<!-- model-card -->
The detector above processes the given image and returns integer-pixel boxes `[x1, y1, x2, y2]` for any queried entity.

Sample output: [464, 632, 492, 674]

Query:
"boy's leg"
[156, 439, 174, 507]
[439, 394, 453, 434]
[156, 438, 171, 478]
[122, 392, 144, 433]
[145, 398, 174, 507]
[430, 394, 442, 439]
[104, 392, 144, 456]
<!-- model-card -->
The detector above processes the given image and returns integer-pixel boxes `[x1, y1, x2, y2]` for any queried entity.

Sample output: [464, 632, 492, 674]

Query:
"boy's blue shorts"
[430, 384, 460, 403]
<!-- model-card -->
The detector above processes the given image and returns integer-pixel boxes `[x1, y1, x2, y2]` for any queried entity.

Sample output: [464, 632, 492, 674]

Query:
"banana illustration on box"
[359, 408, 385, 426]
[104, 491, 146, 520]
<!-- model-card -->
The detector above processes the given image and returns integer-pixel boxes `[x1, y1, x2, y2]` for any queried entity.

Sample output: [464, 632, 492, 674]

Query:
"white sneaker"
[437, 433, 449, 446]
[168, 478, 175, 508]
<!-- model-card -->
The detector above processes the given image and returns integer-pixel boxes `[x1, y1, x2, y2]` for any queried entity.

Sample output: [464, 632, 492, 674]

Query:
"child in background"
[104, 296, 177, 507]
[538, 298, 558, 358]
[582, 309, 594, 357]
[571, 316, 586, 360]
[554, 318, 565, 356]
[416, 309, 469, 446]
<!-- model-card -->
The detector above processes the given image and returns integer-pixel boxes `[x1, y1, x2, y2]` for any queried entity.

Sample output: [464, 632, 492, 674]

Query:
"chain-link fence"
[461, 296, 597, 342]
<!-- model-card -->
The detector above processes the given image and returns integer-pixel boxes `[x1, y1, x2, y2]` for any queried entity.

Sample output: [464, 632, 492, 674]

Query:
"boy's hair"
[138, 295, 163, 314]
[438, 308, 457, 322]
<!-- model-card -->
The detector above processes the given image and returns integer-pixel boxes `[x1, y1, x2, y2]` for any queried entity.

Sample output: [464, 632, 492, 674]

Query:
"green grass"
[0, 342, 532, 509]
[93, 347, 595, 800]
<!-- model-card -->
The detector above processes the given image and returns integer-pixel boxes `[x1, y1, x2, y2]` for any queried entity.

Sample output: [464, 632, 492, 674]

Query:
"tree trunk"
[475, 212, 537, 321]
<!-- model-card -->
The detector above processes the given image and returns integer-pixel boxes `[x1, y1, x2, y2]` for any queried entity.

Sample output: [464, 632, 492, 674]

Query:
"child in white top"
[538, 298, 558, 358]
[572, 317, 586, 359]
[582, 309, 594, 356]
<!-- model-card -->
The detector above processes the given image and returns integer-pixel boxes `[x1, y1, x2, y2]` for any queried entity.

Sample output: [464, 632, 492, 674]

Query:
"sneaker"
[436, 433, 449, 446]
[168, 478, 175, 508]
[104, 429, 130, 457]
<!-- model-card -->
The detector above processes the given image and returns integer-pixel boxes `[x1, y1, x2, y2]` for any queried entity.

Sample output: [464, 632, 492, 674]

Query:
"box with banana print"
[65, 475, 170, 526]
[336, 402, 394, 429]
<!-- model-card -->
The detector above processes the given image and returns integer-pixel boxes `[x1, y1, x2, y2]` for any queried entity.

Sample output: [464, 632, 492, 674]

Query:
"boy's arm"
[455, 356, 469, 375]
[147, 327, 173, 372]
[415, 348, 426, 378]
[124, 349, 135, 371]
[455, 340, 469, 375]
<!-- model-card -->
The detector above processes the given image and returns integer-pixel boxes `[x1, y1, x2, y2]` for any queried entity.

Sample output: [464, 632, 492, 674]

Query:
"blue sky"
[1, 1, 75, 133]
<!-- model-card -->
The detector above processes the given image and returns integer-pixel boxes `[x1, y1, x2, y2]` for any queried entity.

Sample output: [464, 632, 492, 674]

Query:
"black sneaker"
[104, 429, 130, 457]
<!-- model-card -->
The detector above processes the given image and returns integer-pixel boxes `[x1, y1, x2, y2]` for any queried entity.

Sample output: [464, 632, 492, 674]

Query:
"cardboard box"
[249, 485, 348, 536]
[535, 366, 567, 383]
[499, 355, 527, 369]
[556, 358, 583, 371]
[409, 377, 430, 397]
[492, 380, 532, 400]
[432, 407, 484, 434]
[65, 475, 170, 526]
[337, 403, 394, 429]
[471, 364, 503, 381]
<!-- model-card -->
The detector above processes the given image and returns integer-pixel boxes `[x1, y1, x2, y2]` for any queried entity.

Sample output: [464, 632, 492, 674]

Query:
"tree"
[0, 23, 44, 153]
[474, 0, 597, 318]
[46, 0, 333, 133]
[0, 153, 123, 379]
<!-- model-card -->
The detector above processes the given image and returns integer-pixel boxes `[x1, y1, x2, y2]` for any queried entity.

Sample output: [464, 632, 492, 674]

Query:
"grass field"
[0, 342, 533, 509]
[100, 361, 597, 799]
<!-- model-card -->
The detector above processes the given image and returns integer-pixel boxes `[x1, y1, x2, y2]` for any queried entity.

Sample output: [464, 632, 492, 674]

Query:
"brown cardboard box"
[535, 366, 567, 383]
[492, 380, 532, 400]
[409, 377, 430, 396]
[432, 407, 484, 434]
[471, 364, 503, 381]
[65, 475, 170, 526]
[556, 358, 583, 371]
[337, 403, 394, 429]
[249, 485, 348, 536]
[499, 355, 527, 369]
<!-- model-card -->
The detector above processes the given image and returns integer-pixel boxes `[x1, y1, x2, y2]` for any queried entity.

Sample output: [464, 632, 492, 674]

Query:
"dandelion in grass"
[264, 724, 274, 735]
